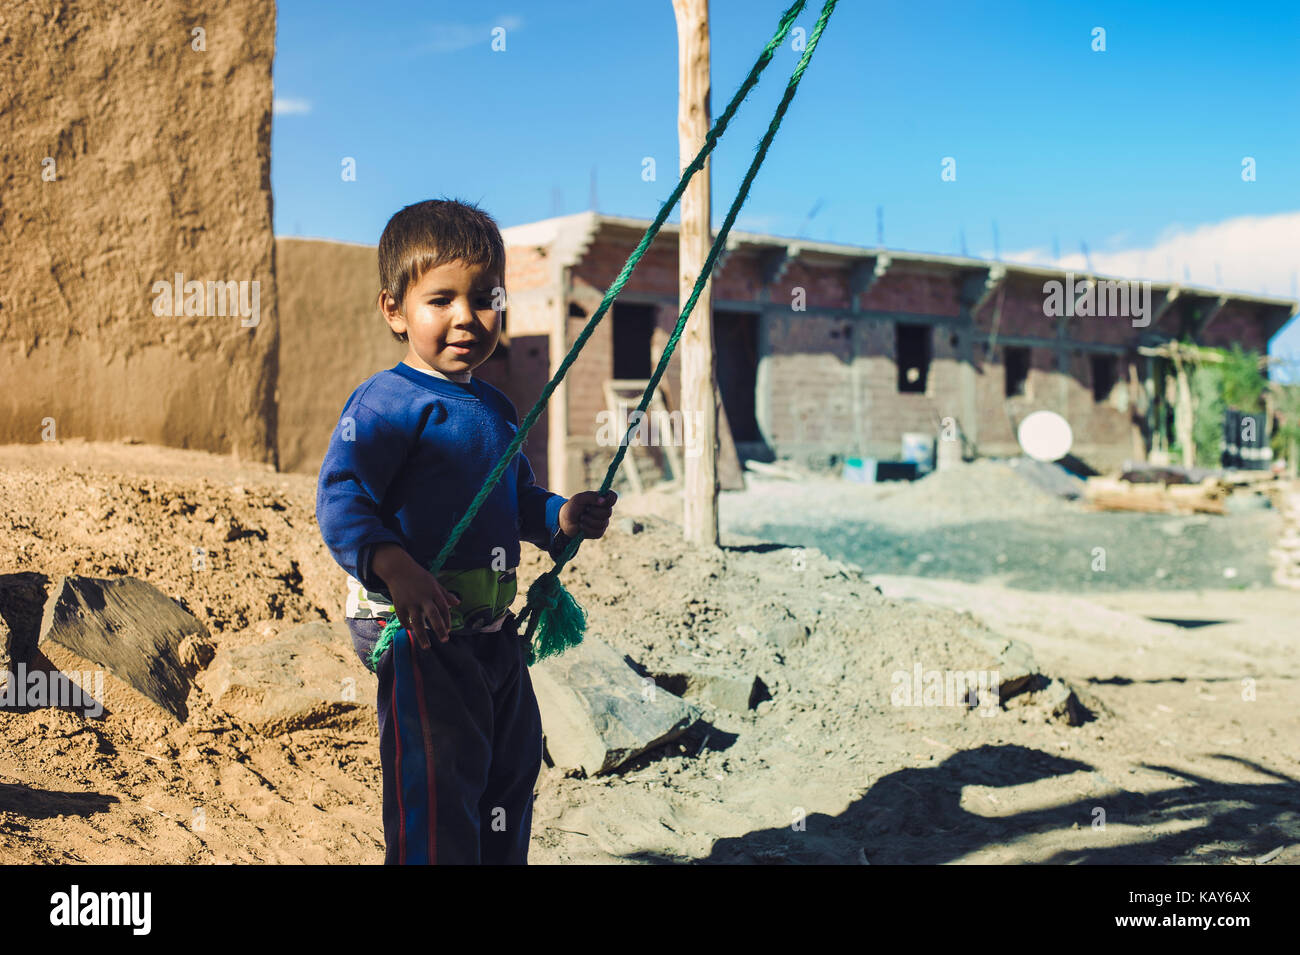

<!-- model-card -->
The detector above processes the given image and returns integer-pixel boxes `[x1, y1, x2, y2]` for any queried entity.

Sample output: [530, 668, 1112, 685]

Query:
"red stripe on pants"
[391, 675, 407, 864]
[408, 637, 439, 864]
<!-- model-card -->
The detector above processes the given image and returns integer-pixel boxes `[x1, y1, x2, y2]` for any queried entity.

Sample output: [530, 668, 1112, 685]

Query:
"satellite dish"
[1017, 410, 1073, 462]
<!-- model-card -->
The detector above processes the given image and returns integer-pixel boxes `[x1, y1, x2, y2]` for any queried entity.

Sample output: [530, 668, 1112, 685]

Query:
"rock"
[530, 637, 700, 776]
[658, 657, 769, 712]
[0, 573, 47, 673]
[763, 621, 810, 650]
[962, 628, 1039, 699]
[1003, 676, 1095, 726]
[1039, 678, 1090, 726]
[39, 575, 206, 721]
[213, 511, 247, 542]
[826, 558, 866, 580]
[178, 632, 217, 676]
[197, 621, 376, 736]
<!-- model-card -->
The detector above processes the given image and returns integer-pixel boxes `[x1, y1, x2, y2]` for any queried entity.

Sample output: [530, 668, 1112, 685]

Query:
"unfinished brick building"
[277, 214, 1295, 494]
[495, 213, 1295, 494]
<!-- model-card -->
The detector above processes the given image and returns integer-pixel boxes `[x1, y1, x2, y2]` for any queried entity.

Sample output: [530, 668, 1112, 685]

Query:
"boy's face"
[381, 258, 503, 376]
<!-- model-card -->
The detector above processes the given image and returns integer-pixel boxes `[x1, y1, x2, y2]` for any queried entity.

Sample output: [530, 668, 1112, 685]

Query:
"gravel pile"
[717, 459, 1072, 534]
[703, 458, 1278, 593]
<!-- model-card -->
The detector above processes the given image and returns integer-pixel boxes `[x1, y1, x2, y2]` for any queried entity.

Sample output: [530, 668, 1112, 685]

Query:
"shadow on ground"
[0, 781, 118, 821]
[618, 744, 1299, 864]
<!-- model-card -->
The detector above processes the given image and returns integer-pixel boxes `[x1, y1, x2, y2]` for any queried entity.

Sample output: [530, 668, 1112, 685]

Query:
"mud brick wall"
[762, 309, 855, 451]
[0, 0, 278, 463]
[276, 238, 395, 474]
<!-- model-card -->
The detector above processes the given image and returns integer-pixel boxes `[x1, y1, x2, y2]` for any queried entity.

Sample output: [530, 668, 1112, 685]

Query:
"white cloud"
[1000, 211, 1300, 300]
[273, 97, 312, 116]
[427, 16, 523, 53]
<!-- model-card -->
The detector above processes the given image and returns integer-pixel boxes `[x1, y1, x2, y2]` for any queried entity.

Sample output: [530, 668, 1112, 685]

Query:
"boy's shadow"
[716, 744, 1091, 864]
[621, 744, 1300, 864]
[615, 744, 1086, 864]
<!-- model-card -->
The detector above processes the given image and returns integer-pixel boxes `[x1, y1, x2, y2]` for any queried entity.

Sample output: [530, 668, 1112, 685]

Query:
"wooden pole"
[672, 0, 719, 548]
[1127, 358, 1147, 462]
[1171, 343, 1196, 468]
[549, 265, 573, 495]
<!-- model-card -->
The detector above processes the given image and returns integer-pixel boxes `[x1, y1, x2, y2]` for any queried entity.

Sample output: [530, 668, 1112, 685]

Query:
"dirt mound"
[864, 459, 1072, 528]
[0, 440, 337, 637]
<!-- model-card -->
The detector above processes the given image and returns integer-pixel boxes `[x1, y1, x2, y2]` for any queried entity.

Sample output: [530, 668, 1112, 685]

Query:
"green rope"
[370, 0, 838, 672]
[518, 0, 839, 661]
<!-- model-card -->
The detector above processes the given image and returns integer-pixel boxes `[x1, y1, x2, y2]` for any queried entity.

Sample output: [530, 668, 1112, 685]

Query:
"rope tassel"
[517, 571, 587, 666]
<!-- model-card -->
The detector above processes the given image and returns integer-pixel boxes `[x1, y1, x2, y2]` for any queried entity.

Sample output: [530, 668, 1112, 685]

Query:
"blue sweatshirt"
[316, 361, 569, 600]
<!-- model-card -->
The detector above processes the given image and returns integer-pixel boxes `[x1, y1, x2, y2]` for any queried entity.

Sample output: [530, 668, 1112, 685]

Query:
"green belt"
[434, 567, 518, 634]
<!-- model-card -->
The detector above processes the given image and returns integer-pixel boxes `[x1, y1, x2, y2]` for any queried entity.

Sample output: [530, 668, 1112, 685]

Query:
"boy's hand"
[370, 543, 461, 649]
[558, 490, 618, 540]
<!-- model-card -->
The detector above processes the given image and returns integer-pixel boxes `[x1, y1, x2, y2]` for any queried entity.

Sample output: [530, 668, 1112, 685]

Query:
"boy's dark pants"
[348, 612, 543, 865]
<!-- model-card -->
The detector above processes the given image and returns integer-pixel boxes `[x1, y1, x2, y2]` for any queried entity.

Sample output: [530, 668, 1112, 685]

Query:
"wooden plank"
[715, 384, 746, 490]
[603, 379, 643, 494]
[606, 378, 698, 490]
[1084, 477, 1227, 515]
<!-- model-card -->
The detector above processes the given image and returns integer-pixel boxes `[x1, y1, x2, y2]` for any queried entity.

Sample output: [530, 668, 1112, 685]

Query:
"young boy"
[316, 198, 616, 865]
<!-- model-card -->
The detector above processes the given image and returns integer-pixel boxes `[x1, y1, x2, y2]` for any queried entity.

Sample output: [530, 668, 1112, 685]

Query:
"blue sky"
[272, 0, 1300, 362]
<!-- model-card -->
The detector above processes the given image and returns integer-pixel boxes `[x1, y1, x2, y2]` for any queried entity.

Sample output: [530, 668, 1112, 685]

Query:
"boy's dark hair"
[378, 198, 507, 343]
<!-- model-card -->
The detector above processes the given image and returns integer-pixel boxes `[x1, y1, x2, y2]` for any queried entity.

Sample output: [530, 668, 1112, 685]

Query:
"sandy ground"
[1, 439, 1296, 864]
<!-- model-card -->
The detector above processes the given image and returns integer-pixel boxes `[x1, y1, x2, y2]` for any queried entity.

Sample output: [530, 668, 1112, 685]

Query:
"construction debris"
[960, 627, 1094, 725]
[1084, 476, 1230, 515]
[743, 459, 806, 481]
[1119, 464, 1215, 485]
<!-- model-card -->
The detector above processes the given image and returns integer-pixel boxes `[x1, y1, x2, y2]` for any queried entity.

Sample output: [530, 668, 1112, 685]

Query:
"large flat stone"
[962, 628, 1040, 699]
[531, 637, 701, 777]
[39, 575, 205, 721]
[197, 621, 376, 736]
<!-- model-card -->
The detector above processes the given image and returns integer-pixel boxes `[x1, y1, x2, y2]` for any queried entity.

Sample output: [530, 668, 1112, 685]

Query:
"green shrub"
[1191, 362, 1225, 468]
[1218, 344, 1267, 412]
